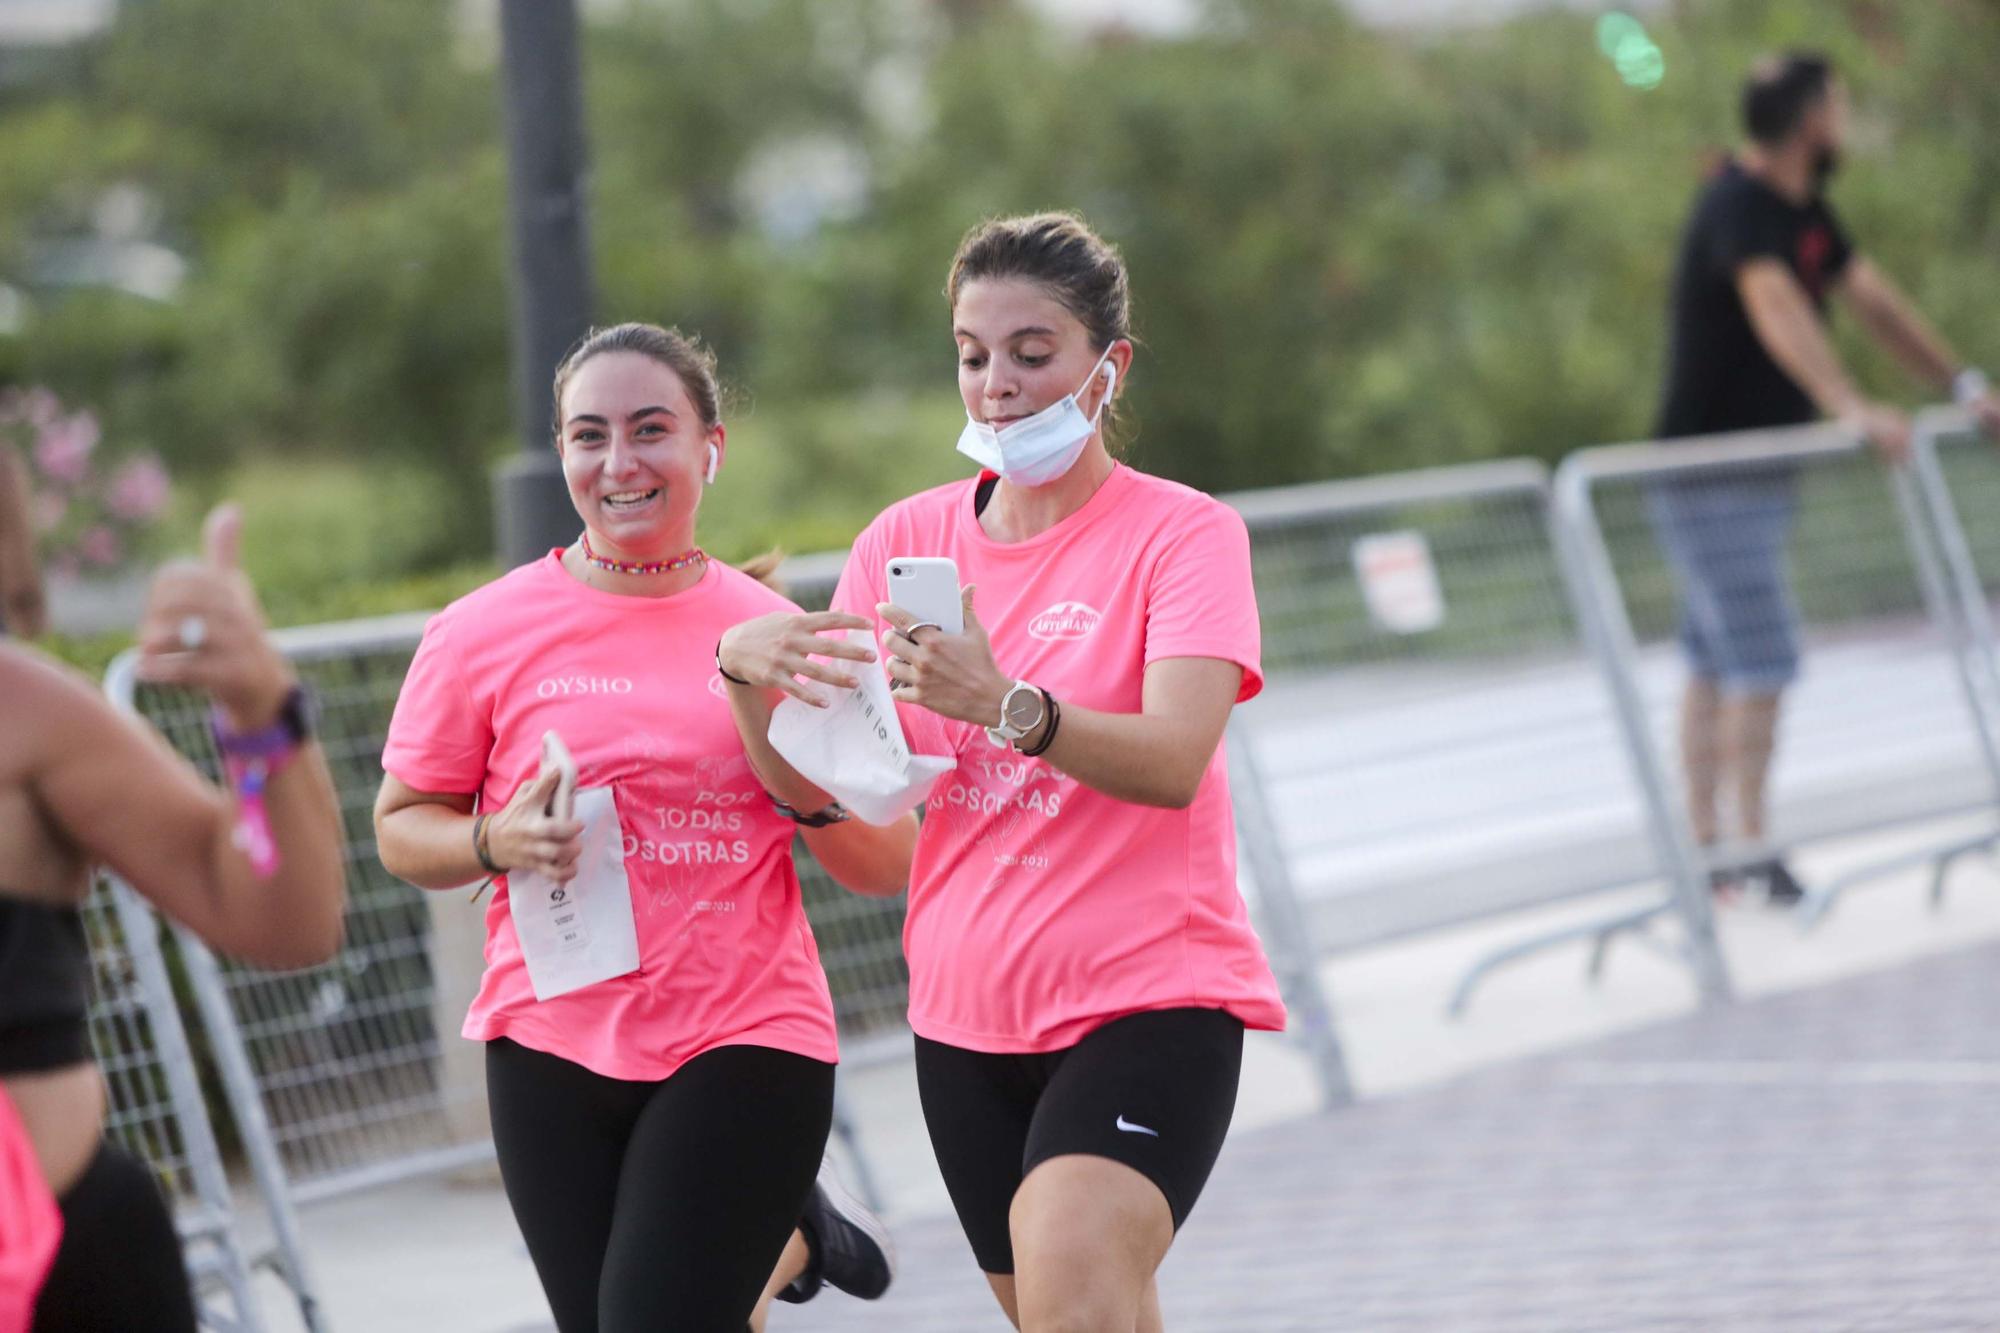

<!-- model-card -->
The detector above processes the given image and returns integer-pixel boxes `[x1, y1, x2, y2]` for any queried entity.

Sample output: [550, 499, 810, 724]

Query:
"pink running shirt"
[832, 464, 1287, 1052]
[382, 554, 838, 1081]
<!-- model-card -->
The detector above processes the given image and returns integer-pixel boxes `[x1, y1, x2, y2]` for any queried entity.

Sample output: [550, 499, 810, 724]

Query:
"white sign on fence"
[1353, 530, 1446, 634]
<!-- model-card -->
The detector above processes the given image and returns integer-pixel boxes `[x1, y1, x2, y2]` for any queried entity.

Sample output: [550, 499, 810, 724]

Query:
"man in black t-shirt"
[1652, 52, 2000, 905]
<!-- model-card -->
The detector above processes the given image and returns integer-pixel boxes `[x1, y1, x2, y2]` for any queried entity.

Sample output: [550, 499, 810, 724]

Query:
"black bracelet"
[472, 813, 501, 875]
[715, 640, 751, 686]
[771, 798, 851, 827]
[1018, 691, 1061, 758]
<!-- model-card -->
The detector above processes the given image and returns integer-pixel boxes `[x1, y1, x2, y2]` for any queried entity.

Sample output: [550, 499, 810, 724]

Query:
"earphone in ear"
[705, 441, 720, 485]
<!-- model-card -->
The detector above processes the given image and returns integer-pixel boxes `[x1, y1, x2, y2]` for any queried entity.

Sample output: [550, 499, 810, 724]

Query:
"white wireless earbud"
[705, 441, 720, 485]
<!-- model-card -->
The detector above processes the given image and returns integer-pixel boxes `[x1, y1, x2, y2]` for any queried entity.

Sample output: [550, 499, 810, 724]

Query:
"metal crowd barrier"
[1856, 406, 2000, 914]
[1219, 459, 1724, 1046]
[1536, 421, 2000, 946]
[78, 876, 264, 1330]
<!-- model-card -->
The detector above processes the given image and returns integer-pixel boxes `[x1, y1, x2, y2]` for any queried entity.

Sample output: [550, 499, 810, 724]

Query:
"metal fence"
[78, 874, 263, 1329]
[1894, 406, 2000, 907]
[1546, 422, 2000, 935]
[1218, 461, 1725, 1051]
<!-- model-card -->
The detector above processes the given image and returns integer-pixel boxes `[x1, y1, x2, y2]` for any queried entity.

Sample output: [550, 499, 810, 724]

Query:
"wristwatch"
[986, 680, 1047, 749]
[770, 798, 850, 827]
[211, 683, 317, 758]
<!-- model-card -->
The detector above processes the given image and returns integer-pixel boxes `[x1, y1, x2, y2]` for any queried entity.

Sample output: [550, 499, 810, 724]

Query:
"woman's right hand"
[717, 610, 877, 708]
[485, 766, 584, 884]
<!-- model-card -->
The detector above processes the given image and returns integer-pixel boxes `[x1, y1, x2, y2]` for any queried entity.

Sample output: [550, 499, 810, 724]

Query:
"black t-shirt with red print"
[1656, 159, 1854, 439]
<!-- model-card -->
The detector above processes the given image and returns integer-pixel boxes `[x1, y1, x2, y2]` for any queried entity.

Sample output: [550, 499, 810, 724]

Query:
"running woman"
[374, 324, 900, 1333]
[730, 213, 1288, 1331]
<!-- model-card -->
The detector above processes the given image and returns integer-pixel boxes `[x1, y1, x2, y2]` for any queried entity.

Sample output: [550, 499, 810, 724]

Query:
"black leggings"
[486, 1038, 835, 1333]
[33, 1140, 197, 1332]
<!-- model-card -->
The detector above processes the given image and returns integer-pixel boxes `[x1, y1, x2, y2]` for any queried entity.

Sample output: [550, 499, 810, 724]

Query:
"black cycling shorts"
[914, 1006, 1243, 1275]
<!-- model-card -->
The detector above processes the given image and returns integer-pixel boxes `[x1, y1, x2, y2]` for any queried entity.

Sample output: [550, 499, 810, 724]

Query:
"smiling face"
[556, 350, 722, 560]
[953, 277, 1125, 432]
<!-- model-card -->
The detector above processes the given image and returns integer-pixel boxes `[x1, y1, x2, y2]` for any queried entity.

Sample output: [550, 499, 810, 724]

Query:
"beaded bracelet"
[473, 813, 501, 874]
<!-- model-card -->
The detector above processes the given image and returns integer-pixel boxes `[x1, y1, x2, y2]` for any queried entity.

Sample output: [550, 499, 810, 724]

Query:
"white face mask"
[955, 347, 1117, 487]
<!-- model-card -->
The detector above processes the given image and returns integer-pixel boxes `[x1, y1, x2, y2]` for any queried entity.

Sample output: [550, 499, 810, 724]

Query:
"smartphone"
[886, 556, 963, 635]
[541, 730, 578, 822]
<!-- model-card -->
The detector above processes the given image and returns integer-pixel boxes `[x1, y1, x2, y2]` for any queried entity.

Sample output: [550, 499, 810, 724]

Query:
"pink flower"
[79, 525, 122, 570]
[22, 389, 60, 427]
[106, 452, 170, 522]
[33, 492, 66, 534]
[33, 412, 99, 487]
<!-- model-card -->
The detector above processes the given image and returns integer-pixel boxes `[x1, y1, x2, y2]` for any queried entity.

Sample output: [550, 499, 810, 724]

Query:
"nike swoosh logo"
[1115, 1115, 1159, 1137]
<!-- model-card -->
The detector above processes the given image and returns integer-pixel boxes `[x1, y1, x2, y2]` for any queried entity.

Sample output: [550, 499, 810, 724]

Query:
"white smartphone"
[541, 730, 578, 822]
[886, 556, 963, 635]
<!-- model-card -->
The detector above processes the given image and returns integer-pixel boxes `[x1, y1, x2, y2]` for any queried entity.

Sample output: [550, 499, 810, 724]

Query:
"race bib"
[508, 785, 641, 1001]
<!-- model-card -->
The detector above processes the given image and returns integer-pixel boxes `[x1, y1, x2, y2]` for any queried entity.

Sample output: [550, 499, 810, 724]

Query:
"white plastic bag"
[768, 630, 956, 826]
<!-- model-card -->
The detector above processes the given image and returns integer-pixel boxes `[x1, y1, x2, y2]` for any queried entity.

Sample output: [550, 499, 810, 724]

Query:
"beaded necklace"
[579, 531, 706, 576]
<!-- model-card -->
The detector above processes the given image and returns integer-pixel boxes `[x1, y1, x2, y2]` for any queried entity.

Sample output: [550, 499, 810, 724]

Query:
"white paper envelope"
[768, 629, 957, 826]
[508, 785, 641, 1001]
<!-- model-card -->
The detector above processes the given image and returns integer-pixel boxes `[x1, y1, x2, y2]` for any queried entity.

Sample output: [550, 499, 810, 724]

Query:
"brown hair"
[550, 322, 723, 440]
[550, 322, 783, 589]
[946, 211, 1134, 443]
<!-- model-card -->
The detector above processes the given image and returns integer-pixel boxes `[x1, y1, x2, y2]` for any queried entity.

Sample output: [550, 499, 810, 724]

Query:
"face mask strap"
[1080, 347, 1118, 427]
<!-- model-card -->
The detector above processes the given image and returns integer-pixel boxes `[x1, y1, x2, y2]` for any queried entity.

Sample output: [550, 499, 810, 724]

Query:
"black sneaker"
[776, 1154, 895, 1304]
[1747, 858, 1807, 907]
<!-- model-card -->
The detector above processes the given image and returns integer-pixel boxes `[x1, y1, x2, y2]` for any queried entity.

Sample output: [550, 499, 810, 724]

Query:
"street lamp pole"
[493, 0, 595, 566]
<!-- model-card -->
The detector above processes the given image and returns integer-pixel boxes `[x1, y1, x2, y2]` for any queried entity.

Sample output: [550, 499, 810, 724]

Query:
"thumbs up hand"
[136, 503, 296, 730]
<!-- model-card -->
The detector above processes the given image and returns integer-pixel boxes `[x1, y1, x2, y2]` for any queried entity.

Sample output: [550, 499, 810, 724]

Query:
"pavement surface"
[798, 938, 2000, 1332]
[236, 812, 2000, 1332]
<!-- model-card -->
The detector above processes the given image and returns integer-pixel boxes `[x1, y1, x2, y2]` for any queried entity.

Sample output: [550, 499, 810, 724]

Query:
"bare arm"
[882, 590, 1241, 810]
[1837, 257, 1962, 391]
[1738, 259, 1909, 459]
[21, 653, 345, 969]
[718, 611, 918, 897]
[374, 768, 581, 892]
[0, 445, 45, 639]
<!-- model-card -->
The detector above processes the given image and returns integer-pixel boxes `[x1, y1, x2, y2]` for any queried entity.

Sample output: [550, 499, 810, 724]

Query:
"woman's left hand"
[879, 585, 1012, 728]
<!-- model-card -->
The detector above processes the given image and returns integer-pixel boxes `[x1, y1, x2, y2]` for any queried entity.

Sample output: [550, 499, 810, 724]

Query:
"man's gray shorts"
[1645, 472, 1801, 693]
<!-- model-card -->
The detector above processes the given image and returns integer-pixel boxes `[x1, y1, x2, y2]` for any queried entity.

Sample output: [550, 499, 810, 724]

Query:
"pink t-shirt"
[382, 554, 839, 1081]
[831, 464, 1287, 1052]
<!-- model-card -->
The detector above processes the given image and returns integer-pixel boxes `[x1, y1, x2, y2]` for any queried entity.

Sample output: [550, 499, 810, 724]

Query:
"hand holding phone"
[885, 557, 963, 635]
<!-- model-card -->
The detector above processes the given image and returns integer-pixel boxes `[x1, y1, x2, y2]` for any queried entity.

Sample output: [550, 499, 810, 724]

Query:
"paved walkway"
[796, 940, 2000, 1331]
[248, 819, 2000, 1332]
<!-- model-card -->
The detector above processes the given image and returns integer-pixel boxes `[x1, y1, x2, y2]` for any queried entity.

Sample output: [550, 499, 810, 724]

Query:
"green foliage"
[1, 0, 1996, 622]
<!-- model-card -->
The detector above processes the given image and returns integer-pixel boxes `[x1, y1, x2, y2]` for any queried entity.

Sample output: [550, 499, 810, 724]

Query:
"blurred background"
[11, 3, 2000, 1329]
[6, 0, 1995, 662]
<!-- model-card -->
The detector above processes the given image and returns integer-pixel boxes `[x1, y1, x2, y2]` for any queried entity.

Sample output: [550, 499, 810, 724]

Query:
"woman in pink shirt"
[374, 324, 904, 1333]
[728, 214, 1287, 1331]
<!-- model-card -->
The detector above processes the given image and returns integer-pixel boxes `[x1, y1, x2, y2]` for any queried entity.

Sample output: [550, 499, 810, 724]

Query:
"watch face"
[1003, 687, 1043, 730]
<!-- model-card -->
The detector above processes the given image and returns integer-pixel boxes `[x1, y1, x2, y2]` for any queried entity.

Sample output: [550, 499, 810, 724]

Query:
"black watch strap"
[771, 798, 850, 827]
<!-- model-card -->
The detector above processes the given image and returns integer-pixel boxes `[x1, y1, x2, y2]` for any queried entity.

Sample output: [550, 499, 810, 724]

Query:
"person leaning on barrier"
[0, 440, 45, 640]
[724, 212, 1287, 1333]
[1649, 50, 2000, 905]
[372, 323, 902, 1333]
[0, 504, 346, 1331]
